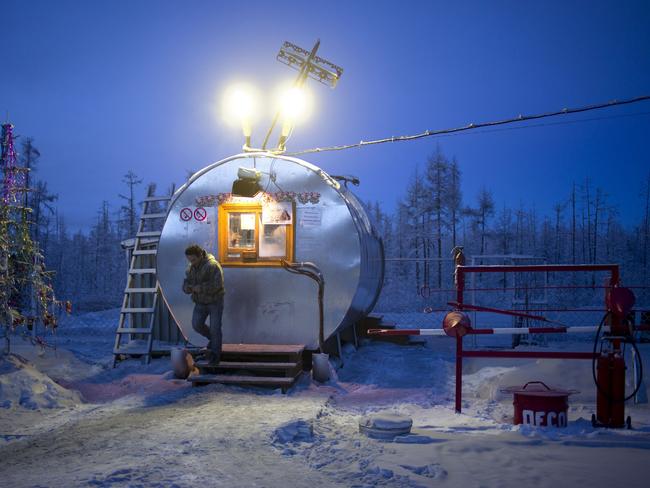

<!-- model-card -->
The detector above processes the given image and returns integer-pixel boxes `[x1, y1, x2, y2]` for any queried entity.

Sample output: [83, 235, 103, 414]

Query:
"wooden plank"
[189, 374, 295, 387]
[128, 268, 157, 274]
[136, 231, 162, 237]
[125, 287, 157, 293]
[133, 249, 157, 256]
[122, 307, 155, 313]
[116, 328, 152, 334]
[141, 213, 167, 219]
[221, 344, 305, 355]
[195, 360, 299, 370]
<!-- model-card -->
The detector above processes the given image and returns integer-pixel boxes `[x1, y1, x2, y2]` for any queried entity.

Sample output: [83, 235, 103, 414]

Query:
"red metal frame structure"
[453, 264, 625, 424]
[367, 262, 646, 427]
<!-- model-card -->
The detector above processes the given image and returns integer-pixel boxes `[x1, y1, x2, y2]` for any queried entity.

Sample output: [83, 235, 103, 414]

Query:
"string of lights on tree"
[0, 123, 71, 354]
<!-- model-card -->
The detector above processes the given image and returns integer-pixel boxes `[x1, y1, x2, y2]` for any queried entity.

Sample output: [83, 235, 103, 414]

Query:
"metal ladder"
[112, 186, 173, 367]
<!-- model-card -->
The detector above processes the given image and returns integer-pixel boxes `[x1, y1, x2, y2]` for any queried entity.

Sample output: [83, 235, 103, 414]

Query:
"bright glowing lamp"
[222, 83, 260, 142]
[279, 87, 311, 122]
[275, 85, 313, 149]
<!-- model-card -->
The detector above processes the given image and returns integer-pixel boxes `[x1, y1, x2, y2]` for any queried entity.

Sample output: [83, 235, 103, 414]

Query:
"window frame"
[217, 201, 295, 267]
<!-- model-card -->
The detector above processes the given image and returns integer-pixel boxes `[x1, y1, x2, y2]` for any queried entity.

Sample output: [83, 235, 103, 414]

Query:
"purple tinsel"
[1, 123, 20, 205]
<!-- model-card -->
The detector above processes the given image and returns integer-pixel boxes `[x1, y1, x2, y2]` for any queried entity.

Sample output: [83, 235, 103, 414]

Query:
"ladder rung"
[133, 249, 157, 255]
[144, 196, 172, 202]
[128, 268, 157, 274]
[141, 213, 167, 219]
[114, 347, 151, 355]
[125, 287, 157, 293]
[136, 231, 162, 238]
[121, 307, 155, 313]
[117, 328, 152, 334]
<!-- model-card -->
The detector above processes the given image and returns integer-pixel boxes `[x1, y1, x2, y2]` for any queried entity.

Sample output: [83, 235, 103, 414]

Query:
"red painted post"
[454, 257, 464, 413]
[456, 265, 464, 308]
[596, 265, 626, 427]
[455, 335, 463, 413]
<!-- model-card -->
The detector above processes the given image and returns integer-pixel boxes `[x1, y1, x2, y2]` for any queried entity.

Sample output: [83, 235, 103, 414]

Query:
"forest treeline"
[16, 139, 650, 312]
[371, 146, 650, 311]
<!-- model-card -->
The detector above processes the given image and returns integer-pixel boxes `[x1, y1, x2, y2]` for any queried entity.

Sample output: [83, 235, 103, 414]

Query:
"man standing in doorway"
[182, 244, 225, 366]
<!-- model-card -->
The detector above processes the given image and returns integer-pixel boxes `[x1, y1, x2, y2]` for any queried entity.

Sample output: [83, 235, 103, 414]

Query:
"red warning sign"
[194, 207, 207, 222]
[180, 207, 193, 221]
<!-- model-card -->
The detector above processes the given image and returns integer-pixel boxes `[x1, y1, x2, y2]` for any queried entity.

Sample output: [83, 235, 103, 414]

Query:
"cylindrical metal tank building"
[157, 152, 383, 349]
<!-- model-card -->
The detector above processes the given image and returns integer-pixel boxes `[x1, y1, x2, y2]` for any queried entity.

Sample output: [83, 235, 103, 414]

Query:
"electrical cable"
[285, 94, 650, 156]
[262, 158, 277, 193]
[425, 110, 650, 140]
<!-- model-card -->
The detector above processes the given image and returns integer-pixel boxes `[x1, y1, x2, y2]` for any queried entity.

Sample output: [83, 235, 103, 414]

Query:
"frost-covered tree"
[118, 170, 142, 239]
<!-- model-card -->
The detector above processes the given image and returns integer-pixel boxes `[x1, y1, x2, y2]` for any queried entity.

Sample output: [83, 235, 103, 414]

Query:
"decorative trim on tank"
[196, 191, 321, 207]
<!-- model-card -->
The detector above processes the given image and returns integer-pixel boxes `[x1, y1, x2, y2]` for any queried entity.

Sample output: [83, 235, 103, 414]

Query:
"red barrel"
[501, 381, 577, 427]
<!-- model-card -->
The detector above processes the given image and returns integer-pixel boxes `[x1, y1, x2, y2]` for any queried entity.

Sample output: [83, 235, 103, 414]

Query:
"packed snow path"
[1, 311, 650, 487]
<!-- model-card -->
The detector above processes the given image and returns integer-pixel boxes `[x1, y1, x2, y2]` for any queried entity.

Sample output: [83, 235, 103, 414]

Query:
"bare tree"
[31, 181, 57, 243]
[553, 201, 565, 263]
[448, 158, 462, 249]
[571, 182, 577, 264]
[119, 171, 143, 239]
[425, 148, 448, 288]
[477, 188, 495, 255]
[642, 172, 650, 284]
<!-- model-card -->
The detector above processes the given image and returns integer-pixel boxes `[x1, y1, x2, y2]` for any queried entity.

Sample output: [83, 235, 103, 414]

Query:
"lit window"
[228, 213, 256, 248]
[218, 202, 294, 266]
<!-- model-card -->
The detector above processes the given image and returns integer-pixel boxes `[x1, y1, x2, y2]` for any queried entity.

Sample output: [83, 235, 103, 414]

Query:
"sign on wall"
[262, 201, 293, 225]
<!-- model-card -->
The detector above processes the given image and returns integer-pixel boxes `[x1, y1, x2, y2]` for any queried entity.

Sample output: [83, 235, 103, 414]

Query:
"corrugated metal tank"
[156, 152, 383, 349]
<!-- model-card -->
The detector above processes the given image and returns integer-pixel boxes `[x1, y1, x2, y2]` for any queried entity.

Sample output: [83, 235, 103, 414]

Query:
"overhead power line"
[286, 94, 650, 156]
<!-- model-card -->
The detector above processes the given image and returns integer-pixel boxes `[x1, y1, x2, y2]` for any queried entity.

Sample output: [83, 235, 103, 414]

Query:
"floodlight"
[222, 83, 260, 138]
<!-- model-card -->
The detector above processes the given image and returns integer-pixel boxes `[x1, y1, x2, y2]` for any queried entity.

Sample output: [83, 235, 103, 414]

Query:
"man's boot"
[198, 341, 212, 359]
[205, 350, 220, 368]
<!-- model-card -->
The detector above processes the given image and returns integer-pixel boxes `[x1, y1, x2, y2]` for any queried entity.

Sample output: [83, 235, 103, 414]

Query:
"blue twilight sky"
[2, 0, 649, 232]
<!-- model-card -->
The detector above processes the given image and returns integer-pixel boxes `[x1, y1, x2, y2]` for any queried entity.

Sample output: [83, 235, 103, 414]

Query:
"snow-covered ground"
[1, 310, 649, 487]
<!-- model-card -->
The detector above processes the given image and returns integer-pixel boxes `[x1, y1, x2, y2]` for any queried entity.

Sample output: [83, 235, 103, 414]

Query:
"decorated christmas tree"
[0, 123, 69, 354]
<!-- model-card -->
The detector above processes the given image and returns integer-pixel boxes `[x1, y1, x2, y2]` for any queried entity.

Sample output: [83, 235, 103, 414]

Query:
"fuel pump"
[592, 286, 644, 428]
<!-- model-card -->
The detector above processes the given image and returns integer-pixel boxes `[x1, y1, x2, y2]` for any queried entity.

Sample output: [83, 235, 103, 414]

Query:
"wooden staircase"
[189, 344, 305, 393]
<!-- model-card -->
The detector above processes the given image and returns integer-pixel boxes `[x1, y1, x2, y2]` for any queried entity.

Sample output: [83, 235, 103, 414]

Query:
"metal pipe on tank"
[281, 260, 325, 351]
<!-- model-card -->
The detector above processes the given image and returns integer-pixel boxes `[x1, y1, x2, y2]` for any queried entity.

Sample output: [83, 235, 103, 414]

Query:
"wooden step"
[133, 249, 158, 256]
[141, 213, 167, 219]
[189, 374, 297, 390]
[218, 347, 304, 364]
[221, 344, 305, 355]
[116, 328, 152, 334]
[125, 287, 157, 293]
[121, 307, 155, 313]
[136, 231, 162, 238]
[128, 268, 157, 274]
[195, 360, 301, 377]
[196, 360, 298, 370]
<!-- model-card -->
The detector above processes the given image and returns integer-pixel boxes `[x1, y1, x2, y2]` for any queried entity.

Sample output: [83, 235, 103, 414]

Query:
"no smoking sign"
[180, 207, 193, 221]
[179, 206, 209, 222]
[194, 207, 207, 221]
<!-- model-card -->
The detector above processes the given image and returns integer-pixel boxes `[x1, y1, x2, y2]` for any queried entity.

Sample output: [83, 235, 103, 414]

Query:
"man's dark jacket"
[182, 252, 225, 304]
